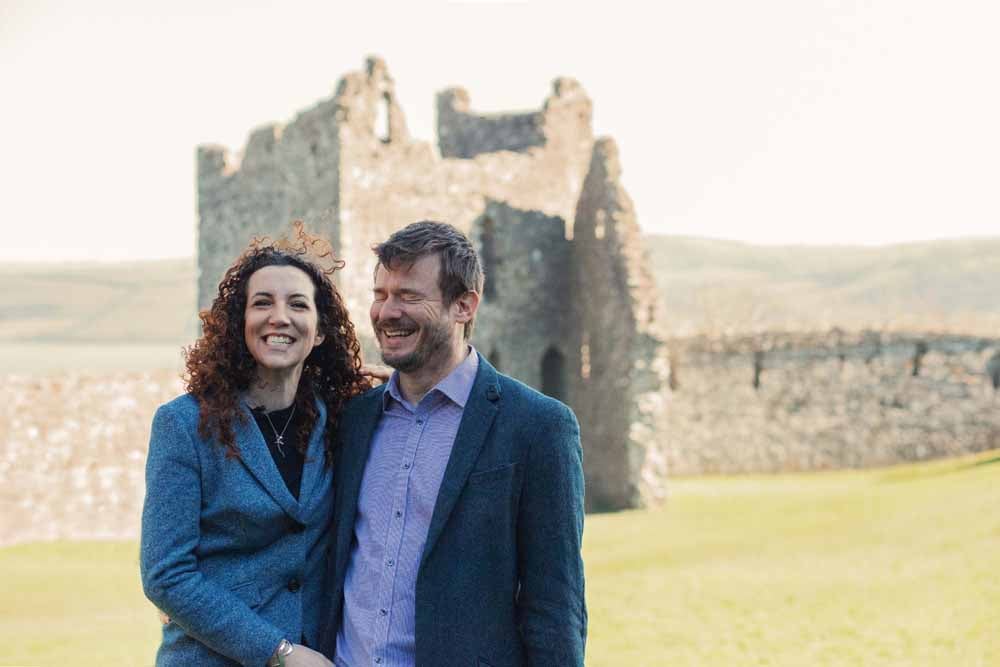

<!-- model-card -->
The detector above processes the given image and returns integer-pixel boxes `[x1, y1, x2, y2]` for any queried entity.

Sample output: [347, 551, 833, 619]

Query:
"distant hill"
[0, 259, 197, 344]
[1, 238, 997, 347]
[645, 236, 1000, 336]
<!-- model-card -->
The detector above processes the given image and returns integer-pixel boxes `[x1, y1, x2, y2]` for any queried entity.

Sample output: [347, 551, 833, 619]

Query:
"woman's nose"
[269, 304, 291, 324]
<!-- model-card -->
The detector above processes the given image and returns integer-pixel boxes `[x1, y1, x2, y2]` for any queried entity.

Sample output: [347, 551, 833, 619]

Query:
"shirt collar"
[383, 346, 479, 410]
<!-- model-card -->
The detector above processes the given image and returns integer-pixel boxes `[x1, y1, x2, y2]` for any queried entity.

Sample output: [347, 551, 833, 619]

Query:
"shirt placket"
[370, 402, 431, 666]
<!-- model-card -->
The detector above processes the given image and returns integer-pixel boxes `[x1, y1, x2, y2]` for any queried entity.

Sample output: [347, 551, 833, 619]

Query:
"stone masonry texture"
[665, 330, 1000, 475]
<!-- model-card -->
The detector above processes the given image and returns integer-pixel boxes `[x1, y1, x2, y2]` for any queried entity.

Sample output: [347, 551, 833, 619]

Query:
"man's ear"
[452, 290, 480, 325]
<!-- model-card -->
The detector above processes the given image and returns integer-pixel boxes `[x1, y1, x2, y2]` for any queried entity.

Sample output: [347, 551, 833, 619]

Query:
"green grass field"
[1, 451, 997, 666]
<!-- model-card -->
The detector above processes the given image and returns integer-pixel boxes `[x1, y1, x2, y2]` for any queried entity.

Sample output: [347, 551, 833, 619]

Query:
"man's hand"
[284, 644, 333, 667]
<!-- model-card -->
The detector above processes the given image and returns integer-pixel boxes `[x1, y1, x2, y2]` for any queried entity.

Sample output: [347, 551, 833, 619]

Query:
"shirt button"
[416, 419, 424, 425]
[379, 608, 388, 616]
[387, 559, 394, 567]
[403, 462, 410, 469]
[395, 510, 402, 518]
[375, 658, 382, 664]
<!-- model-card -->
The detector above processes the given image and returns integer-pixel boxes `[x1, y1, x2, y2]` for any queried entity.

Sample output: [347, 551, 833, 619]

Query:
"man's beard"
[379, 316, 453, 373]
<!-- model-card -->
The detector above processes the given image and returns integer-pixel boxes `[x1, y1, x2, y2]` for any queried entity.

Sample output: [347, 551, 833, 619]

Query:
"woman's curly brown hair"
[184, 222, 371, 461]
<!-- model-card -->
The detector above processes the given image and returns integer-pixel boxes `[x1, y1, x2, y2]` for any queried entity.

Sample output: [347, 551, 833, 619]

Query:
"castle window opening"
[481, 217, 498, 301]
[987, 351, 1000, 390]
[911, 340, 928, 377]
[375, 92, 391, 143]
[752, 349, 764, 390]
[594, 210, 606, 239]
[541, 346, 567, 402]
[489, 347, 502, 372]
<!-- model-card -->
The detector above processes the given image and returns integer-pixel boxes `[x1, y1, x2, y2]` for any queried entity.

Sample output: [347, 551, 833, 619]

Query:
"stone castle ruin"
[197, 57, 670, 511]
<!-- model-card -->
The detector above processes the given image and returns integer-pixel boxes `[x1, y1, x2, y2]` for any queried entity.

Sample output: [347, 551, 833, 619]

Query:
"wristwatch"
[267, 639, 294, 666]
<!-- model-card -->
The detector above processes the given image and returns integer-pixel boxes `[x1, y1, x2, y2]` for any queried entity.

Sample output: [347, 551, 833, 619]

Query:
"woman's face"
[243, 265, 325, 377]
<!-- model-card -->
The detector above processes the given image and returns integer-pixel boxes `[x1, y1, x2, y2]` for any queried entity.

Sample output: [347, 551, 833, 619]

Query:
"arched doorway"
[541, 346, 566, 402]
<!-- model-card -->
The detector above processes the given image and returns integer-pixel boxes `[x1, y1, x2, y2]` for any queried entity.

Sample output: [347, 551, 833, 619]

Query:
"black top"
[251, 403, 306, 500]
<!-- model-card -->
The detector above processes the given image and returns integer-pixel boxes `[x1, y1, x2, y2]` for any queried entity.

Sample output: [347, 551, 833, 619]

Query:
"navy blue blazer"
[140, 394, 335, 666]
[324, 354, 587, 666]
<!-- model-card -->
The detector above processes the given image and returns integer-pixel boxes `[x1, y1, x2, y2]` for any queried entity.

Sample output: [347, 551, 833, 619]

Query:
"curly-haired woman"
[141, 224, 371, 667]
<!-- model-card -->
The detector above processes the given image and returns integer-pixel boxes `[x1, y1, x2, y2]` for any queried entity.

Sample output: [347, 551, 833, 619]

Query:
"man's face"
[370, 254, 460, 373]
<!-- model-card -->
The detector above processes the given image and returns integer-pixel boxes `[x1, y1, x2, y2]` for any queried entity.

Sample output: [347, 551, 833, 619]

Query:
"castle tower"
[196, 58, 668, 510]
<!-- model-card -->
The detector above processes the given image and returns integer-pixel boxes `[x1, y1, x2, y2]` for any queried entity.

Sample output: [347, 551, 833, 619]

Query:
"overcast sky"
[2, 0, 998, 261]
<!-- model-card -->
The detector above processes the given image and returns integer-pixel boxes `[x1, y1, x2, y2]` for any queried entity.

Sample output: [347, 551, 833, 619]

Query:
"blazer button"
[291, 521, 306, 533]
[287, 578, 301, 593]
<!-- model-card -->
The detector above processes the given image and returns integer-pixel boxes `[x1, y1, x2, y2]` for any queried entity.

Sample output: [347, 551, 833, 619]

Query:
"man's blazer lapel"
[233, 400, 303, 522]
[334, 387, 385, 578]
[420, 356, 500, 570]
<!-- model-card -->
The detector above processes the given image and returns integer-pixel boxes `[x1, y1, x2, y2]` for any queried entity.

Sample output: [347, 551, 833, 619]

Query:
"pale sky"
[2, 0, 998, 261]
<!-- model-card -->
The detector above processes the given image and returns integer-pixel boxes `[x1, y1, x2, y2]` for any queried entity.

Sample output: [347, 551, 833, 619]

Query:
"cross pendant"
[275, 435, 284, 447]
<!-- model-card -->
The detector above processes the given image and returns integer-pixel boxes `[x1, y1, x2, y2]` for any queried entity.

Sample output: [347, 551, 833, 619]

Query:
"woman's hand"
[286, 644, 333, 666]
[361, 364, 391, 383]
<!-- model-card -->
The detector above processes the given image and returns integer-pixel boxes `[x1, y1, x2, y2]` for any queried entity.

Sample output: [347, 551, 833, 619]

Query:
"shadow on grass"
[968, 455, 1000, 468]
[878, 449, 1000, 483]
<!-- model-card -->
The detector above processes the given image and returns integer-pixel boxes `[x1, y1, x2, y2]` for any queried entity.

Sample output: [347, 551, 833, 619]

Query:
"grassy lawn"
[1, 451, 997, 666]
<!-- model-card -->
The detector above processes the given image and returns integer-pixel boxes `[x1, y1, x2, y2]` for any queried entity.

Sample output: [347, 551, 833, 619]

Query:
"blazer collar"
[420, 352, 501, 570]
[234, 395, 328, 524]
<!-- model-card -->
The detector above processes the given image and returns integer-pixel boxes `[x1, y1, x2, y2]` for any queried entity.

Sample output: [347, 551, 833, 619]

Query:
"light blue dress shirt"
[335, 349, 479, 667]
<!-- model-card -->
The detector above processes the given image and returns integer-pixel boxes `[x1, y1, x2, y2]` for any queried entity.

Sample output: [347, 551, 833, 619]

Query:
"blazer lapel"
[334, 387, 386, 578]
[234, 400, 302, 522]
[294, 397, 329, 516]
[420, 356, 500, 570]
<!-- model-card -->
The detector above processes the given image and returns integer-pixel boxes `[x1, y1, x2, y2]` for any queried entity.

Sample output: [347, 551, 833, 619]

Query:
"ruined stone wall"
[197, 96, 344, 308]
[437, 88, 545, 159]
[471, 202, 575, 391]
[197, 57, 666, 510]
[665, 330, 1000, 475]
[572, 139, 670, 511]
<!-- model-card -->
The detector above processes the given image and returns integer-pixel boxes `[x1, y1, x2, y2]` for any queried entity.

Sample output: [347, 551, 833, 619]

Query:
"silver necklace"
[263, 403, 296, 458]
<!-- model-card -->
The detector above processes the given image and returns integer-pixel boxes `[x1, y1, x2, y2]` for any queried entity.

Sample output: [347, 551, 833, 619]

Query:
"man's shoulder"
[491, 371, 577, 425]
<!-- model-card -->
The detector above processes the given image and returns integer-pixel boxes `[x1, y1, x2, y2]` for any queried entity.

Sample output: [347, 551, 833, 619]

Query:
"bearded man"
[322, 221, 587, 667]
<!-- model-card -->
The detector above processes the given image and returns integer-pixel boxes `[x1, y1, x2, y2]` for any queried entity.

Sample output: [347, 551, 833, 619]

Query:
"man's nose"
[375, 296, 403, 321]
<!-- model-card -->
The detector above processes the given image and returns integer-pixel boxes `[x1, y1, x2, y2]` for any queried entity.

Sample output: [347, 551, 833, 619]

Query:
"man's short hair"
[373, 221, 485, 339]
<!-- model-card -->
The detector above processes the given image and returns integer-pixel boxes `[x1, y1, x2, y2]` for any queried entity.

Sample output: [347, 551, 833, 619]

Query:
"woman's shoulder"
[154, 393, 202, 425]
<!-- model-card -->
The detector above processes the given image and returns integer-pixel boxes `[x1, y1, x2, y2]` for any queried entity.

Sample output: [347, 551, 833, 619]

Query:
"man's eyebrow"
[373, 286, 425, 296]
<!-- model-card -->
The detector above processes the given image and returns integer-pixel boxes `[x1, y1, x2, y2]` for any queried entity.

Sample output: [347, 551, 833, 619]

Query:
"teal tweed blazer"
[140, 394, 334, 666]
